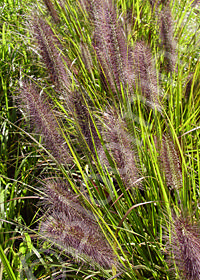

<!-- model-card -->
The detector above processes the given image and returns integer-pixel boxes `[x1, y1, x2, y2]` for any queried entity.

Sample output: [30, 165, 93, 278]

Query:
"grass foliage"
[0, 0, 200, 279]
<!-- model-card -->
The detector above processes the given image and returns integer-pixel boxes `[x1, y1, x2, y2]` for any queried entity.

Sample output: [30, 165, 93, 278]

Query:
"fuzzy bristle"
[154, 135, 182, 189]
[80, 41, 94, 73]
[41, 179, 93, 220]
[72, 91, 100, 155]
[98, 109, 139, 188]
[171, 215, 200, 280]
[92, 1, 133, 97]
[159, 6, 177, 72]
[43, 0, 60, 24]
[131, 41, 159, 107]
[18, 81, 72, 164]
[33, 17, 71, 92]
[40, 179, 116, 268]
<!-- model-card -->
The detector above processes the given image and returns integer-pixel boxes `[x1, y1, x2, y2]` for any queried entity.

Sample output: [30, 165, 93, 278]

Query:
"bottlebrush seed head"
[98, 109, 139, 188]
[18, 81, 72, 165]
[40, 180, 116, 269]
[170, 214, 200, 280]
[154, 134, 182, 189]
[33, 17, 71, 92]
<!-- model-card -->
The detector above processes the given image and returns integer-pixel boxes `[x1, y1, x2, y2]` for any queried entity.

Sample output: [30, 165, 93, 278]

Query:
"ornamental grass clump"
[6, 0, 199, 278]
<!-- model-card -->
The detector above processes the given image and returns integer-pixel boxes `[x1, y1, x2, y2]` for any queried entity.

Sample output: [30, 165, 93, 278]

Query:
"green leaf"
[0, 244, 16, 280]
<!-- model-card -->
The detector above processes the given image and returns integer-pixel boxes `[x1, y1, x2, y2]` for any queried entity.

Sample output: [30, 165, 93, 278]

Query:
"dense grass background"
[0, 0, 200, 279]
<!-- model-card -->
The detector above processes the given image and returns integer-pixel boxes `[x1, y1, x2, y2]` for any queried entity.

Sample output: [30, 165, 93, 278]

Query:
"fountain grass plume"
[71, 91, 100, 155]
[40, 179, 117, 269]
[80, 41, 94, 73]
[43, 0, 60, 24]
[160, 5, 177, 73]
[98, 109, 139, 188]
[18, 81, 72, 165]
[91, 0, 133, 97]
[40, 179, 96, 222]
[33, 17, 72, 93]
[170, 213, 200, 280]
[80, 0, 159, 107]
[154, 134, 182, 189]
[148, 0, 176, 73]
[131, 41, 159, 108]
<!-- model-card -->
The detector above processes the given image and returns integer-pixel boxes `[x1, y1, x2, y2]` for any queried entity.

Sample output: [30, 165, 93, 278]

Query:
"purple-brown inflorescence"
[43, 0, 60, 24]
[80, 41, 94, 73]
[98, 109, 139, 188]
[170, 214, 200, 280]
[159, 5, 177, 73]
[41, 179, 94, 221]
[33, 17, 72, 93]
[82, 0, 134, 98]
[148, 0, 176, 73]
[131, 41, 159, 108]
[71, 91, 100, 155]
[154, 134, 182, 189]
[18, 81, 72, 165]
[81, 0, 160, 108]
[40, 179, 116, 268]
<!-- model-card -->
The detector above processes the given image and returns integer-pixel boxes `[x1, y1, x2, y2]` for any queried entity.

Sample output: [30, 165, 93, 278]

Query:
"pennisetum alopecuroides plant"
[15, 0, 200, 278]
